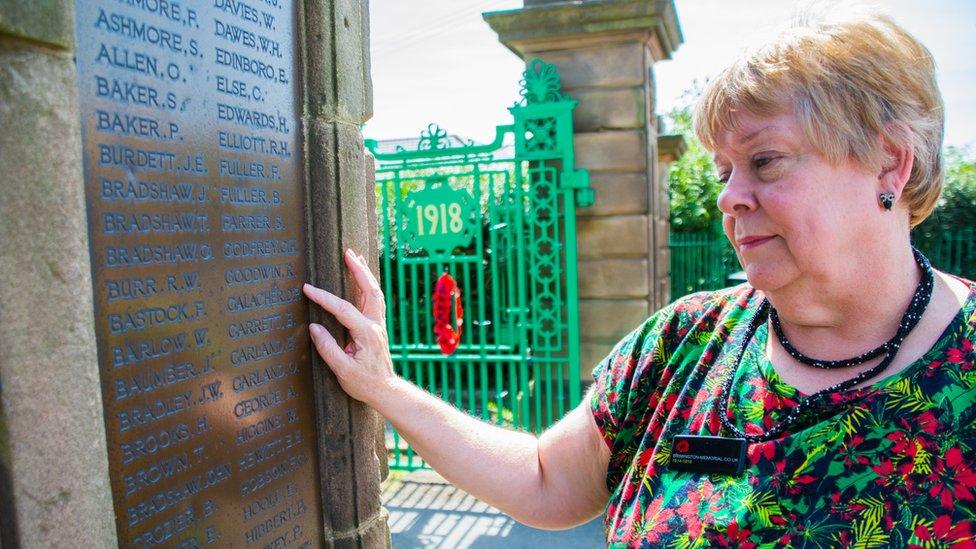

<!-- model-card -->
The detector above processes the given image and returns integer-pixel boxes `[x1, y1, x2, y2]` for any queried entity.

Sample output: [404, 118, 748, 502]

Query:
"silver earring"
[879, 192, 895, 211]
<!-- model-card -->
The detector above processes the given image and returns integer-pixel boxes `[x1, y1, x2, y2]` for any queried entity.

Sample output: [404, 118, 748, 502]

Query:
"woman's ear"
[877, 123, 914, 197]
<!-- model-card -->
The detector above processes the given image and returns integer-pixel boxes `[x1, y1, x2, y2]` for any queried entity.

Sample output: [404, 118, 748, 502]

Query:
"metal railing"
[368, 60, 592, 470]
[916, 226, 976, 280]
[669, 226, 976, 300]
[669, 230, 738, 297]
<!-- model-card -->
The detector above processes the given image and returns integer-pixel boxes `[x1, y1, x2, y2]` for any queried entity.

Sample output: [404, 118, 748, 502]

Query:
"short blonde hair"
[694, 10, 944, 227]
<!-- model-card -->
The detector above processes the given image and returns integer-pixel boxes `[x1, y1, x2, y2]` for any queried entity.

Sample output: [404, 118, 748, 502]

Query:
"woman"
[303, 11, 976, 547]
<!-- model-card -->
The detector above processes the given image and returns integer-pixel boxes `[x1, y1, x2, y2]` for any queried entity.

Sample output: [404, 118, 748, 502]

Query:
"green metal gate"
[365, 60, 593, 469]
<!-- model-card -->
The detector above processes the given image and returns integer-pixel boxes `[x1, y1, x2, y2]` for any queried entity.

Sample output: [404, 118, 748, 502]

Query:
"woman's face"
[713, 112, 883, 294]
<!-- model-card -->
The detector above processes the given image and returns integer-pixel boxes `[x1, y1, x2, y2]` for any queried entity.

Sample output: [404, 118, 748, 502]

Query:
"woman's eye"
[753, 156, 778, 170]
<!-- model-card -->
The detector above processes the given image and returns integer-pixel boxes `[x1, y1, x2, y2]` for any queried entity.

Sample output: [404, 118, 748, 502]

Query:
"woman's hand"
[304, 250, 609, 528]
[302, 249, 396, 406]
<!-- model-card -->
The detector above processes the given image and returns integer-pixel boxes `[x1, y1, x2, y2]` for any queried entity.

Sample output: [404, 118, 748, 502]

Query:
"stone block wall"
[564, 56, 658, 376]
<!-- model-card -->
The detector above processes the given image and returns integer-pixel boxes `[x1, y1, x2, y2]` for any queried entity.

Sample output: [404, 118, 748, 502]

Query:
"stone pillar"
[485, 0, 683, 379]
[655, 133, 688, 310]
[304, 1, 391, 546]
[0, 0, 389, 546]
[0, 1, 118, 545]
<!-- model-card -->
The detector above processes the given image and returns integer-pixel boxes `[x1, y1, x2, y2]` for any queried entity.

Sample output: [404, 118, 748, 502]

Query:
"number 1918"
[415, 203, 463, 236]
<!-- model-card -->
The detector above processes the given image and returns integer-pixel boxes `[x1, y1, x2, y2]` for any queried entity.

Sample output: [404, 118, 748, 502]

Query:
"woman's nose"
[717, 171, 758, 216]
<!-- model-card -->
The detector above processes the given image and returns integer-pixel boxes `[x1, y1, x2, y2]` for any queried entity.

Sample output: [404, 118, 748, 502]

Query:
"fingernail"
[309, 323, 324, 335]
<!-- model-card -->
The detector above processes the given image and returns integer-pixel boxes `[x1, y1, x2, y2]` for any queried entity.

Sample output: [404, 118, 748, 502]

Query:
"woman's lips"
[737, 235, 775, 251]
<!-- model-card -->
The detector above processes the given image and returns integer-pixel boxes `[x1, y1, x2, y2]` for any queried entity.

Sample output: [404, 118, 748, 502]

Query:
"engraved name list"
[75, 0, 325, 546]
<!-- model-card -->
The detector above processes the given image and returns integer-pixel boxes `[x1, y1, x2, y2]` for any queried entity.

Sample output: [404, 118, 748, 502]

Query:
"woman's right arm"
[303, 250, 611, 529]
[376, 378, 611, 529]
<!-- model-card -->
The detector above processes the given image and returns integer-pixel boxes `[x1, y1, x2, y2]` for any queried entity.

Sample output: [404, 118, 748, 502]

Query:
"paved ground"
[382, 469, 606, 548]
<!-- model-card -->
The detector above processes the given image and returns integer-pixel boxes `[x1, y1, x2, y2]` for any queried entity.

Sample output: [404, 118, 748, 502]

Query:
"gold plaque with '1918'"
[401, 177, 478, 257]
[75, 0, 325, 545]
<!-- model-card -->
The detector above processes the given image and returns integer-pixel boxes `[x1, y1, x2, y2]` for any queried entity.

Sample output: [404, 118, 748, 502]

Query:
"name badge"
[668, 435, 747, 475]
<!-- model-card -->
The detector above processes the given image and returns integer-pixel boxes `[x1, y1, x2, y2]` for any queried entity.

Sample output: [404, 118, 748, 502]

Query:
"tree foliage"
[915, 145, 976, 235]
[912, 146, 976, 277]
[665, 106, 723, 233]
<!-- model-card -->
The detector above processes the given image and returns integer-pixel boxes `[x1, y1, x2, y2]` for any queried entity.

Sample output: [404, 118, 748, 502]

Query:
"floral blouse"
[590, 280, 976, 548]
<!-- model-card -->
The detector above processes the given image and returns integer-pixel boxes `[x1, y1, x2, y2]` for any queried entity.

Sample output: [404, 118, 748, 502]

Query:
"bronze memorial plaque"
[75, 0, 325, 546]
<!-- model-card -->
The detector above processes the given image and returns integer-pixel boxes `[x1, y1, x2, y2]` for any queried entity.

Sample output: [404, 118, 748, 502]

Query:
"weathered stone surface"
[568, 87, 645, 131]
[581, 341, 616, 379]
[658, 133, 687, 163]
[365, 152, 380, 275]
[484, 0, 682, 60]
[364, 151, 389, 485]
[0, 0, 73, 49]
[655, 176, 670, 218]
[306, 117, 389, 545]
[584, 172, 648, 216]
[337, 123, 370, 257]
[579, 299, 649, 340]
[578, 258, 649, 298]
[657, 277, 671, 310]
[578, 215, 649, 258]
[304, 119, 349, 540]
[295, 0, 389, 543]
[0, 41, 115, 547]
[304, 0, 372, 124]
[335, 124, 386, 527]
[358, 509, 393, 548]
[654, 217, 672, 248]
[533, 43, 647, 88]
[307, 119, 357, 536]
[652, 231, 671, 308]
[647, 127, 681, 310]
[335, 0, 373, 123]
[575, 130, 647, 172]
[645, 65, 658, 125]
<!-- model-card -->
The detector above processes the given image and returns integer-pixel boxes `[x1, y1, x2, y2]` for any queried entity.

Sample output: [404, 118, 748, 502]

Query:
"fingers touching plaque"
[302, 249, 385, 335]
[307, 322, 354, 370]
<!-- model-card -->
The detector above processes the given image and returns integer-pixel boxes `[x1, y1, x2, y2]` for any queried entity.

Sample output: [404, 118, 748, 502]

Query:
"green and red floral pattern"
[591, 280, 976, 548]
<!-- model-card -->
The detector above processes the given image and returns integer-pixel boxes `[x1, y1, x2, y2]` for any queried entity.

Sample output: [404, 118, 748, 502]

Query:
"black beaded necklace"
[718, 248, 935, 444]
[769, 247, 934, 369]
